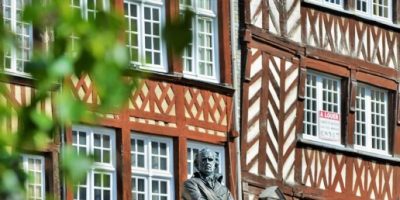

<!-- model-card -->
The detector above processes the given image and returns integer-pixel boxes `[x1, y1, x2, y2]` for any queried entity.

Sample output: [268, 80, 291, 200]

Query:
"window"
[303, 71, 341, 144]
[131, 133, 174, 200]
[356, 0, 391, 20]
[180, 0, 219, 82]
[70, 0, 110, 51]
[72, 125, 116, 200]
[186, 141, 225, 182]
[2, 0, 32, 75]
[323, 0, 341, 6]
[22, 154, 45, 200]
[124, 0, 166, 72]
[70, 0, 110, 20]
[355, 84, 388, 154]
[308, 0, 342, 8]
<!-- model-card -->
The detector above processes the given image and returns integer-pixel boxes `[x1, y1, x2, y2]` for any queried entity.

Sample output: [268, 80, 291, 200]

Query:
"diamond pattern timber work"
[184, 87, 228, 129]
[242, 48, 298, 184]
[69, 74, 96, 104]
[68, 74, 231, 135]
[129, 80, 175, 117]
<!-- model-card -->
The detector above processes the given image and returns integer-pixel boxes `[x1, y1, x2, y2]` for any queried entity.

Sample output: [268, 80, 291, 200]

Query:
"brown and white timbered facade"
[241, 0, 400, 199]
[1, 0, 237, 200]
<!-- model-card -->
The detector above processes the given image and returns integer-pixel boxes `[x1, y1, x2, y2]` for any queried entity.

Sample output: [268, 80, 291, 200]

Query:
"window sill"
[132, 169, 174, 178]
[297, 135, 400, 163]
[183, 73, 220, 84]
[303, 0, 400, 31]
[126, 68, 234, 95]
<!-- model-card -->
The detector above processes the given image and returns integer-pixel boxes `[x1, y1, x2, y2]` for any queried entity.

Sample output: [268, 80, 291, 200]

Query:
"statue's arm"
[182, 180, 207, 200]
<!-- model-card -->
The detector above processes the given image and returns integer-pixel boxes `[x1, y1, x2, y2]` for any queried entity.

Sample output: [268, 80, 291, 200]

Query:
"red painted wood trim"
[244, 48, 253, 81]
[241, 81, 250, 171]
[302, 57, 350, 77]
[258, 53, 269, 175]
[226, 139, 238, 200]
[174, 136, 187, 200]
[395, 0, 400, 24]
[356, 72, 397, 90]
[262, 0, 268, 30]
[128, 121, 227, 144]
[218, 0, 232, 85]
[349, 70, 357, 112]
[65, 126, 74, 200]
[114, 0, 123, 13]
[298, 67, 307, 99]
[117, 110, 132, 200]
[248, 35, 299, 58]
[166, 0, 182, 74]
[243, 0, 251, 25]
[395, 85, 400, 155]
[398, 84, 400, 125]
[388, 91, 396, 155]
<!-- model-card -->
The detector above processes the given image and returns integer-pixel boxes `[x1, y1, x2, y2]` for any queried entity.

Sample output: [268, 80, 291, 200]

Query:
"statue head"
[194, 148, 219, 177]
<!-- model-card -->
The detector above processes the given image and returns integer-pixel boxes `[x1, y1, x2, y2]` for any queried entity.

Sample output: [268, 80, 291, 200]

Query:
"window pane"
[23, 155, 44, 200]
[152, 181, 159, 193]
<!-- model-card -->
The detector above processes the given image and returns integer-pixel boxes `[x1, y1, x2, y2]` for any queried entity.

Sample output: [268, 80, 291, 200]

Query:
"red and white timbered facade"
[63, 0, 237, 200]
[241, 0, 400, 199]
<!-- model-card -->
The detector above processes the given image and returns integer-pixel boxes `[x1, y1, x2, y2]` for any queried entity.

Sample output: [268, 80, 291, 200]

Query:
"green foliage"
[0, 0, 192, 198]
[61, 146, 93, 186]
[163, 9, 194, 55]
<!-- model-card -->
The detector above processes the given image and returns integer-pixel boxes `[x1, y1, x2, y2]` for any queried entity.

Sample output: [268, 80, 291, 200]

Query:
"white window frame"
[354, 84, 389, 155]
[2, 0, 33, 76]
[180, 0, 220, 83]
[22, 154, 45, 200]
[186, 141, 225, 183]
[303, 70, 342, 145]
[355, 0, 392, 22]
[131, 133, 174, 200]
[69, 0, 110, 53]
[124, 0, 167, 72]
[70, 0, 110, 19]
[72, 125, 117, 200]
[307, 0, 343, 9]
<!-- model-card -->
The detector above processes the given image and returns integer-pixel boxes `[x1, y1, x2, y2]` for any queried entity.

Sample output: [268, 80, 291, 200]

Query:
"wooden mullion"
[388, 90, 396, 155]
[258, 53, 269, 176]
[395, 0, 400, 24]
[342, 79, 349, 147]
[166, 0, 182, 74]
[393, 84, 400, 155]
[226, 139, 237, 200]
[298, 66, 306, 100]
[65, 126, 74, 200]
[116, 125, 132, 200]
[174, 136, 187, 200]
[218, 0, 232, 85]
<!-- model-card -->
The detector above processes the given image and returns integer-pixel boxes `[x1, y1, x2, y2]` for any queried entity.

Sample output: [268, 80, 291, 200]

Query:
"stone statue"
[182, 148, 233, 200]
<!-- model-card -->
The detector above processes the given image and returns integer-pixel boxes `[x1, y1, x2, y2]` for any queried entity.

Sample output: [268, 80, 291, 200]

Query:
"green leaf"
[61, 146, 93, 185]
[163, 9, 194, 55]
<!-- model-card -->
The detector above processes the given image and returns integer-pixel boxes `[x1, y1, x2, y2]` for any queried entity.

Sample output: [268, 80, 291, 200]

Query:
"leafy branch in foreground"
[0, 0, 193, 198]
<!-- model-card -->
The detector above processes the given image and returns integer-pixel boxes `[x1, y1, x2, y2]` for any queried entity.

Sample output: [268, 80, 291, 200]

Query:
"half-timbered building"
[1, 0, 238, 199]
[241, 0, 400, 199]
[66, 0, 238, 199]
